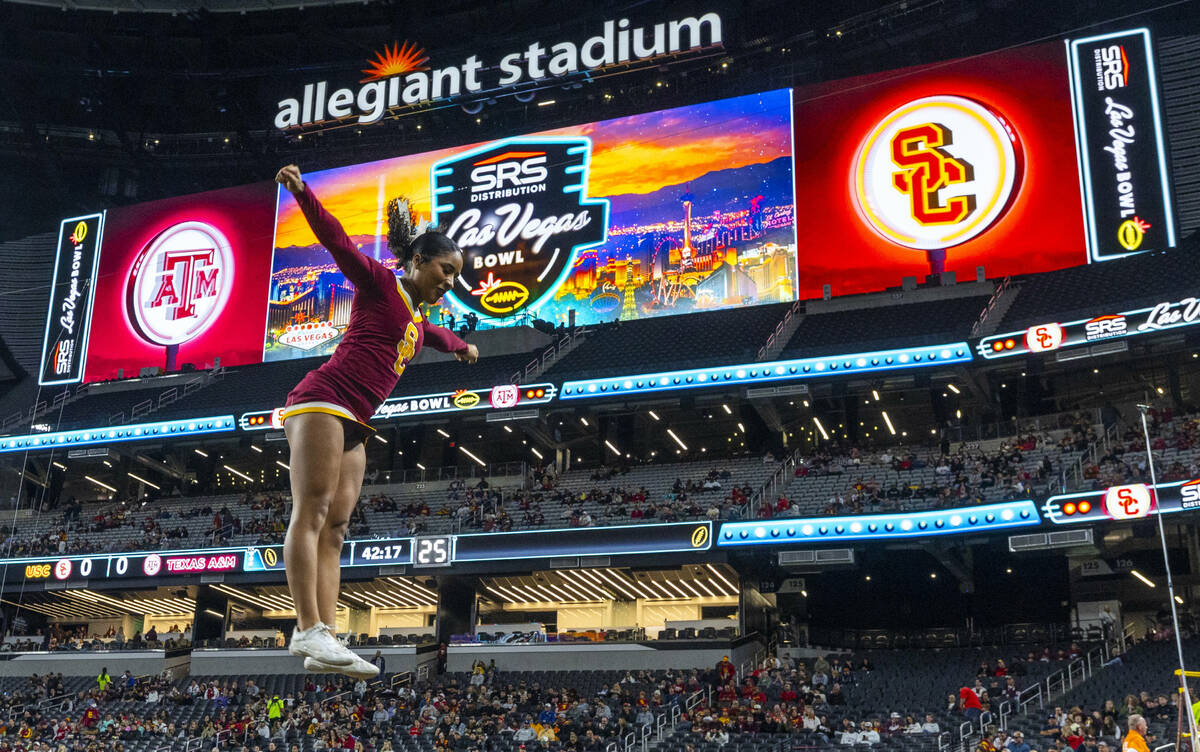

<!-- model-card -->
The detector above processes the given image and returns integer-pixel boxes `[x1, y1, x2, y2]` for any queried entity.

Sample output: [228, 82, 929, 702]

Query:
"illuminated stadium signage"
[14, 547, 246, 582]
[0, 416, 236, 454]
[39, 214, 104, 386]
[0, 522, 715, 583]
[273, 13, 723, 129]
[1067, 28, 1176, 260]
[560, 343, 972, 400]
[126, 221, 234, 347]
[717, 500, 1039, 546]
[1042, 478, 1200, 525]
[854, 95, 1021, 250]
[431, 138, 609, 321]
[977, 296, 1200, 359]
[237, 383, 555, 429]
[241, 521, 712, 572]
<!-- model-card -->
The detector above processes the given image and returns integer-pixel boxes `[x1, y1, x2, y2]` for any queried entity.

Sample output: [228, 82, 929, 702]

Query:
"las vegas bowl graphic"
[853, 95, 1023, 251]
[431, 137, 608, 320]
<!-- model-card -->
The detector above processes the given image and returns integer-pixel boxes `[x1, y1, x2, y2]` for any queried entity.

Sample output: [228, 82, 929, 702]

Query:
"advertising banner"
[265, 88, 797, 361]
[789, 41, 1089, 298]
[1067, 28, 1176, 260]
[81, 183, 277, 382]
[38, 214, 103, 385]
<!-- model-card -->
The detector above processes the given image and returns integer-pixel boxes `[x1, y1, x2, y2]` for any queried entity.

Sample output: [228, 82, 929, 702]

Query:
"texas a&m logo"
[431, 137, 608, 319]
[126, 221, 233, 346]
[854, 95, 1022, 251]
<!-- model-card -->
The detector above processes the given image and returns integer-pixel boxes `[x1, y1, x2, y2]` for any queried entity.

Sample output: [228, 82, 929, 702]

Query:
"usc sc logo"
[854, 95, 1022, 251]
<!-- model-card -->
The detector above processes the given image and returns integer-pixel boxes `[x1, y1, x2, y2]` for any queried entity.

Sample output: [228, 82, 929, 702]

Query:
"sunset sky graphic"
[273, 89, 792, 250]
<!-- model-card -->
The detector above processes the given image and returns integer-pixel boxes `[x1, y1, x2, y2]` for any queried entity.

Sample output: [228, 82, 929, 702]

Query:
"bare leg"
[316, 441, 365, 628]
[283, 413, 346, 631]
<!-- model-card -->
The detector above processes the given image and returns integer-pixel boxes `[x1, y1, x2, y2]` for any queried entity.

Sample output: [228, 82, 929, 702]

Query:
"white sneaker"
[304, 654, 380, 680]
[289, 622, 354, 666]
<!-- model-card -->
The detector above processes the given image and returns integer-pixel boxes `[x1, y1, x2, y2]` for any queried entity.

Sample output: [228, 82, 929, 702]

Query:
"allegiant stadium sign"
[274, 12, 723, 130]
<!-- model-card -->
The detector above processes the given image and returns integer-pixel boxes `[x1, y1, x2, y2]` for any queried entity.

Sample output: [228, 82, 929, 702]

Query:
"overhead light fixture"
[84, 475, 117, 492]
[647, 410, 660, 421]
[580, 417, 589, 426]
[1176, 595, 1184, 604]
[813, 417, 829, 440]
[373, 435, 389, 444]
[604, 440, 620, 455]
[503, 426, 513, 433]
[250, 445, 263, 453]
[128, 472, 161, 490]
[722, 404, 732, 414]
[872, 390, 880, 401]
[52, 461, 67, 470]
[530, 447, 544, 460]
[881, 411, 896, 435]
[666, 429, 688, 451]
[416, 462, 426, 470]
[203, 609, 224, 619]
[737, 422, 745, 433]
[1131, 569, 1156, 588]
[459, 446, 486, 468]
[275, 461, 290, 471]
[194, 449, 208, 457]
[947, 384, 960, 394]
[436, 428, 450, 438]
[538, 99, 556, 106]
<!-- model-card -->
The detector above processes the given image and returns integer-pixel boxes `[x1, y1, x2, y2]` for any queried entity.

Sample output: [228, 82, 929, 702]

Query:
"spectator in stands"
[96, 667, 111, 692]
[1124, 714, 1150, 752]
[961, 685, 983, 722]
[1007, 730, 1031, 752]
[922, 713, 941, 734]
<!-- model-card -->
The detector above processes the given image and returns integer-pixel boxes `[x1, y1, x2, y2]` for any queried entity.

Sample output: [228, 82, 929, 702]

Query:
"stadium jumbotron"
[1, 1, 1200, 751]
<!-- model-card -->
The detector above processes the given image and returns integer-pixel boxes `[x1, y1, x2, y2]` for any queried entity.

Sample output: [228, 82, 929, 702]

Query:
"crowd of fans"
[1086, 407, 1200, 489]
[752, 415, 1106, 520]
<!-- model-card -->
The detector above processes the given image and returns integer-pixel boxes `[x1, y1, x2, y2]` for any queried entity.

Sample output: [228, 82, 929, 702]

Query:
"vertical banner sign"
[1068, 28, 1176, 261]
[39, 213, 104, 385]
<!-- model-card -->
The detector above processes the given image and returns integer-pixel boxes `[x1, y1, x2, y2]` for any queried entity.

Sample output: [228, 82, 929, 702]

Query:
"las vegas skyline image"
[265, 89, 796, 360]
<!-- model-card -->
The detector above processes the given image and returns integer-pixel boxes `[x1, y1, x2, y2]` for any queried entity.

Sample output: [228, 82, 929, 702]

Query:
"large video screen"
[265, 89, 796, 361]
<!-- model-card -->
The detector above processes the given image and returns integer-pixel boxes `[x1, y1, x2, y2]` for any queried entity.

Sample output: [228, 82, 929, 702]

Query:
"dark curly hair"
[386, 196, 460, 267]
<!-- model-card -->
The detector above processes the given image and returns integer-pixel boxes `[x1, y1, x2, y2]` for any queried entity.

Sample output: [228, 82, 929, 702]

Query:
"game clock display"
[412, 536, 453, 567]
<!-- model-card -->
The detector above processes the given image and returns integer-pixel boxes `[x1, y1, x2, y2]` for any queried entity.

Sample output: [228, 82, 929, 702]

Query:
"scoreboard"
[5, 522, 714, 585]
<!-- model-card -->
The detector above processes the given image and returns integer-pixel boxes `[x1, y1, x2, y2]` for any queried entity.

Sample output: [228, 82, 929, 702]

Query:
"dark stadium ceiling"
[4, 0, 373, 11]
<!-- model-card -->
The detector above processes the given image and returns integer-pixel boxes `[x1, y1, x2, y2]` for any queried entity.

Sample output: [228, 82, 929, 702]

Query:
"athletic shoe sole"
[304, 656, 380, 680]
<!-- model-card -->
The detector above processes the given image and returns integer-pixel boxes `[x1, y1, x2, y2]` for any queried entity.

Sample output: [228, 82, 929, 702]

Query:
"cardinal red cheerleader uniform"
[279, 183, 468, 437]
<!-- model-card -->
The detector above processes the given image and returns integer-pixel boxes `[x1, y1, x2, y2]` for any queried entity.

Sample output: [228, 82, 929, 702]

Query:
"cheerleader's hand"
[275, 165, 305, 194]
[455, 344, 479, 364]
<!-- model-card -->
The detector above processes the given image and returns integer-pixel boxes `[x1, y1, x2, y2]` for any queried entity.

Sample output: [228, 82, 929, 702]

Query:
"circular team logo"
[489, 384, 520, 409]
[854, 95, 1022, 250]
[143, 553, 162, 577]
[691, 525, 709, 549]
[1025, 323, 1064, 353]
[54, 559, 72, 580]
[126, 220, 234, 346]
[1104, 483, 1153, 520]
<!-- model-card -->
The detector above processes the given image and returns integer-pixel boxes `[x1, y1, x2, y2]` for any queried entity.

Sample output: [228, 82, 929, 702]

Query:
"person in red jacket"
[275, 165, 477, 678]
[960, 686, 983, 722]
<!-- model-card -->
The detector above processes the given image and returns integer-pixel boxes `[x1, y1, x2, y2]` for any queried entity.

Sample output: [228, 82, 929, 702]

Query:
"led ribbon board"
[238, 383, 556, 429]
[244, 521, 711, 572]
[1066, 28, 1175, 261]
[560, 344, 972, 400]
[717, 500, 1040, 546]
[1043, 479, 1200, 525]
[0, 416, 237, 454]
[11, 547, 245, 583]
[977, 296, 1200, 360]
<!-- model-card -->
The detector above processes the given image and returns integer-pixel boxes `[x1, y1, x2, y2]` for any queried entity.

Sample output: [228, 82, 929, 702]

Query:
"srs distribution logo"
[853, 95, 1023, 251]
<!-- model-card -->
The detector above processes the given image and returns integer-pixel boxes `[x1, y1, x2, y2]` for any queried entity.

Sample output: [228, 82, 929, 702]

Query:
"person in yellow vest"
[96, 668, 111, 692]
[268, 695, 284, 721]
[1123, 714, 1149, 752]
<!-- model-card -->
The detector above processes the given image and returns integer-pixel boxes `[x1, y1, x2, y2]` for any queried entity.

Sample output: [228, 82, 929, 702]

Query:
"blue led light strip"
[0, 416, 237, 454]
[560, 343, 972, 400]
[717, 500, 1040, 546]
